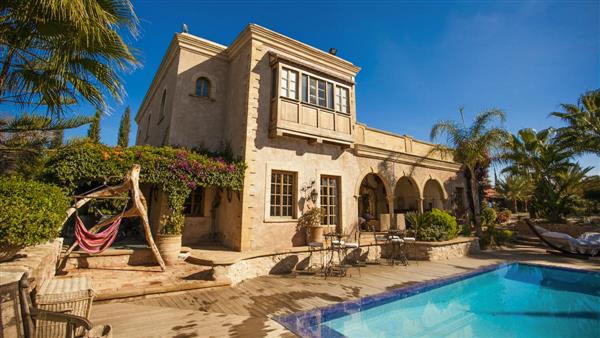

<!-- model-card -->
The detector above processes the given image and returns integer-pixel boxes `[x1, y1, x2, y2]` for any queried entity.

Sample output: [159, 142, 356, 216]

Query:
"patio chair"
[525, 220, 600, 258]
[18, 273, 112, 338]
[304, 241, 324, 275]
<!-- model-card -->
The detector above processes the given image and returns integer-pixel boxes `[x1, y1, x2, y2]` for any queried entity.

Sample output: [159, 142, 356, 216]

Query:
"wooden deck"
[91, 245, 600, 338]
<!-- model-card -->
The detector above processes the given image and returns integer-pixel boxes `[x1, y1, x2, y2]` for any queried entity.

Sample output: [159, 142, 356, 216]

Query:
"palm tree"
[535, 165, 591, 222]
[500, 128, 574, 185]
[551, 89, 600, 156]
[495, 174, 533, 212]
[499, 128, 582, 221]
[430, 109, 508, 238]
[0, 0, 139, 115]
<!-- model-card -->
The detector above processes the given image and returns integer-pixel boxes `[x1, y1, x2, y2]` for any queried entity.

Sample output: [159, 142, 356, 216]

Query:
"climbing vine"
[43, 142, 246, 234]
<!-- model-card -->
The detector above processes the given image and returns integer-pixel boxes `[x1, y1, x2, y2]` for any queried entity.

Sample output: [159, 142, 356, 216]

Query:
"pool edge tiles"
[273, 262, 600, 338]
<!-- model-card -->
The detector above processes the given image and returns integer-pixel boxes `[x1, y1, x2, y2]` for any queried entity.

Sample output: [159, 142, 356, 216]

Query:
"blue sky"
[62, 0, 598, 174]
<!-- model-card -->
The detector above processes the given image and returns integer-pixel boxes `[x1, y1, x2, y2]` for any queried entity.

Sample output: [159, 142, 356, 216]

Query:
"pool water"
[277, 263, 600, 338]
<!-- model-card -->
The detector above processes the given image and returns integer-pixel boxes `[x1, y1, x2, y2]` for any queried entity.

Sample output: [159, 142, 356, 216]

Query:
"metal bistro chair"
[306, 241, 325, 275]
[323, 232, 347, 278]
[340, 228, 363, 277]
[387, 229, 408, 266]
[370, 225, 389, 265]
[397, 213, 416, 265]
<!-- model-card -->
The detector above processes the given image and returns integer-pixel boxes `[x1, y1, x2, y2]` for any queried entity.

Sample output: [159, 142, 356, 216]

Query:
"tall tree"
[0, 114, 91, 175]
[0, 0, 139, 115]
[551, 89, 600, 156]
[500, 128, 583, 221]
[87, 111, 101, 143]
[117, 106, 131, 147]
[430, 109, 508, 238]
[495, 174, 534, 212]
[500, 128, 574, 186]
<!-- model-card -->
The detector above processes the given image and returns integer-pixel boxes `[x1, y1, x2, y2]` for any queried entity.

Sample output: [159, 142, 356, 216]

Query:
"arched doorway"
[423, 179, 445, 211]
[358, 173, 388, 230]
[394, 177, 420, 213]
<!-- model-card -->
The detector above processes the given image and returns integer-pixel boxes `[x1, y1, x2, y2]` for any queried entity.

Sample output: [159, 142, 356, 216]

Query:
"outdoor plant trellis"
[45, 142, 246, 270]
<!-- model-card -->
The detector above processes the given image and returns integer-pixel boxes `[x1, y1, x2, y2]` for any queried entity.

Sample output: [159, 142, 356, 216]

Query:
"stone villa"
[136, 24, 468, 251]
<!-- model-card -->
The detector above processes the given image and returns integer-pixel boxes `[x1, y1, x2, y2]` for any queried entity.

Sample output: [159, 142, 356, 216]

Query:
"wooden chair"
[18, 273, 112, 338]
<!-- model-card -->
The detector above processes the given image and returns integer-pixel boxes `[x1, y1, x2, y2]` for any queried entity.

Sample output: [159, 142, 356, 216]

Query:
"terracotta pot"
[156, 235, 182, 266]
[0, 244, 23, 262]
[307, 226, 324, 243]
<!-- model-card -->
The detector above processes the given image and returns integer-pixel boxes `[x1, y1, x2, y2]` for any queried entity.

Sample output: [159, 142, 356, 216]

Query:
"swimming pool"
[275, 263, 600, 338]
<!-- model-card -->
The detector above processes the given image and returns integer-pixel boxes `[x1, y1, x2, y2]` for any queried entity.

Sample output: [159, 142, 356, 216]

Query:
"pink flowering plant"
[44, 142, 246, 234]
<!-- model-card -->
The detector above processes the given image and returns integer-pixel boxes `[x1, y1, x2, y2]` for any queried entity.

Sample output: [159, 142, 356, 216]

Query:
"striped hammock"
[74, 215, 122, 254]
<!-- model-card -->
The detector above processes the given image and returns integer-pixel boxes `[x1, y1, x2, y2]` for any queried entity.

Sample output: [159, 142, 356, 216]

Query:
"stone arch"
[354, 168, 393, 199]
[422, 178, 446, 211]
[356, 171, 391, 229]
[394, 176, 420, 213]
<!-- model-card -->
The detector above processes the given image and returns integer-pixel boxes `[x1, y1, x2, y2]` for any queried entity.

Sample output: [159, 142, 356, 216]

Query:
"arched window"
[159, 89, 167, 120]
[195, 77, 211, 98]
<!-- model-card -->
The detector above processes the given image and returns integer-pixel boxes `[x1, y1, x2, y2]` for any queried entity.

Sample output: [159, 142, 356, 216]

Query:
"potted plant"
[0, 176, 69, 262]
[298, 207, 324, 243]
[156, 211, 184, 266]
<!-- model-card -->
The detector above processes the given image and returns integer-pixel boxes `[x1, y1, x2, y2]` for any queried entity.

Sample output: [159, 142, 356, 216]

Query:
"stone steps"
[513, 235, 543, 247]
[94, 279, 230, 303]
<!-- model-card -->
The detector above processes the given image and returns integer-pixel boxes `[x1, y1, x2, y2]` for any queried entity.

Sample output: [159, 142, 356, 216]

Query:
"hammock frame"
[57, 165, 166, 272]
[524, 219, 595, 259]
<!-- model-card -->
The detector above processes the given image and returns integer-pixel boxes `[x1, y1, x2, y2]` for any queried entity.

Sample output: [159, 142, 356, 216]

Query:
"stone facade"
[136, 24, 469, 252]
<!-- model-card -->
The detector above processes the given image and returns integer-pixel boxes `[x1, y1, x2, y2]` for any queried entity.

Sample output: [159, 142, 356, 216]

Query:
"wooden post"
[58, 165, 166, 272]
[129, 165, 166, 271]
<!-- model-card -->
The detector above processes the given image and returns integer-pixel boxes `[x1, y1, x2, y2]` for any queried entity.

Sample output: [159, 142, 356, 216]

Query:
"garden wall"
[517, 222, 599, 238]
[212, 237, 479, 285]
[401, 237, 480, 261]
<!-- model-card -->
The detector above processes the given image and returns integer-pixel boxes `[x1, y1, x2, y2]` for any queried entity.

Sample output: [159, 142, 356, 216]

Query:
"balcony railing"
[269, 97, 353, 146]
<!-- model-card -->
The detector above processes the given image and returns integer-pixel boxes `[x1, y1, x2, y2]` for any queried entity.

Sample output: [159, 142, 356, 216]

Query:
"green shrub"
[495, 229, 514, 244]
[482, 226, 514, 248]
[405, 211, 431, 234]
[416, 209, 459, 241]
[481, 207, 497, 226]
[0, 176, 69, 247]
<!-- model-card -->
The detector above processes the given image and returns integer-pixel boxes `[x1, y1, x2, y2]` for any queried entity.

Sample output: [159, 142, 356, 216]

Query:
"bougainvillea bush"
[0, 176, 70, 247]
[43, 142, 246, 234]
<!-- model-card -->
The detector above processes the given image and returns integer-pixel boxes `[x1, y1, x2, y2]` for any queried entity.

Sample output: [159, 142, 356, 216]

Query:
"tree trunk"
[465, 168, 482, 237]
[513, 199, 518, 213]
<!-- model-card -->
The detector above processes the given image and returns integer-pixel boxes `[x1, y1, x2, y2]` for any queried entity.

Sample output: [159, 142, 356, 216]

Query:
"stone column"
[418, 198, 424, 214]
[387, 195, 395, 229]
